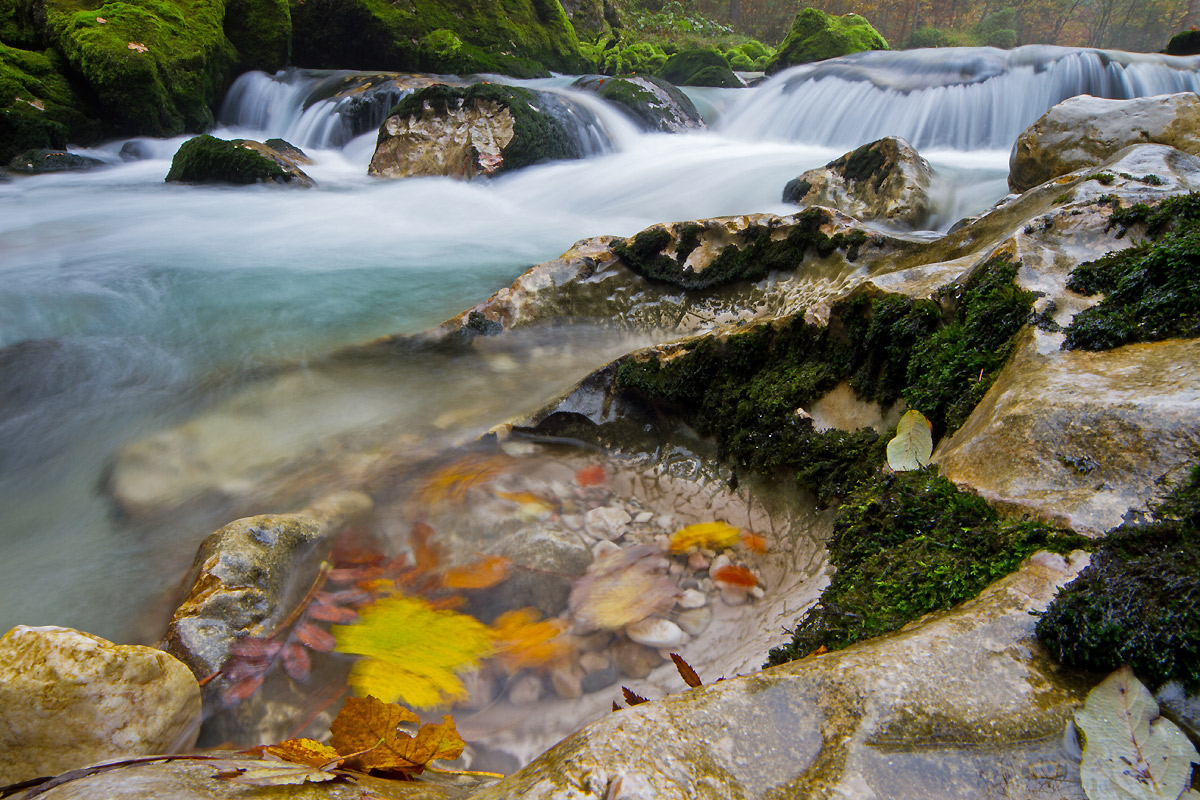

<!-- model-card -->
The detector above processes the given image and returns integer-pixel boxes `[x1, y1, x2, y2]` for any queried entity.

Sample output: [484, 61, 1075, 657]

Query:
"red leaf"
[712, 564, 758, 588]
[670, 653, 703, 688]
[575, 465, 606, 487]
[282, 643, 312, 682]
[223, 674, 264, 707]
[307, 603, 360, 623]
[621, 686, 649, 706]
[294, 622, 336, 653]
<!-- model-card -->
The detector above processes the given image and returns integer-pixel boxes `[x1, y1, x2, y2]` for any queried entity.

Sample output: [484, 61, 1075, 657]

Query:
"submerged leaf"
[1076, 666, 1198, 800]
[740, 531, 769, 554]
[712, 564, 758, 588]
[442, 555, 512, 590]
[575, 465, 607, 487]
[669, 521, 741, 553]
[491, 608, 571, 672]
[886, 409, 933, 471]
[569, 562, 676, 631]
[333, 594, 493, 709]
[330, 696, 464, 777]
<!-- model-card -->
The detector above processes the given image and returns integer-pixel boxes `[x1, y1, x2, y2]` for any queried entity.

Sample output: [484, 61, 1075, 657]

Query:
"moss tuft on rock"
[766, 8, 888, 74]
[656, 47, 740, 87]
[223, 0, 290, 73]
[0, 43, 102, 162]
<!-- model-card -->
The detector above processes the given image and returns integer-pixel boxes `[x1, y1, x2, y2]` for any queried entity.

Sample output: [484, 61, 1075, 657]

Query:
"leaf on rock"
[259, 739, 343, 768]
[330, 696, 464, 777]
[669, 522, 741, 553]
[333, 594, 493, 709]
[491, 608, 571, 672]
[670, 653, 703, 688]
[213, 754, 341, 786]
[1076, 666, 1199, 800]
[442, 555, 512, 590]
[886, 409, 933, 472]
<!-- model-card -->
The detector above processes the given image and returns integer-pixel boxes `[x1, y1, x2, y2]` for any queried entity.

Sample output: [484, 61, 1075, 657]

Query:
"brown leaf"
[575, 465, 607, 487]
[222, 674, 263, 707]
[442, 555, 512, 590]
[307, 603, 360, 623]
[740, 531, 769, 554]
[127, 41, 148, 52]
[670, 653, 702, 688]
[621, 686, 649, 706]
[282, 642, 311, 682]
[228, 637, 282, 661]
[295, 622, 336, 652]
[330, 696, 463, 777]
[410, 522, 442, 572]
[261, 739, 343, 768]
[612, 701, 621, 712]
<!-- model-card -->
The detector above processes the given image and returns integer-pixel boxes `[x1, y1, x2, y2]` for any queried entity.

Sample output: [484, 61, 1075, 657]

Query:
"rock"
[7, 148, 105, 173]
[783, 137, 939, 229]
[0, 625, 201, 786]
[550, 661, 585, 698]
[118, 140, 155, 161]
[223, 0, 291, 73]
[579, 650, 612, 673]
[165, 135, 315, 187]
[469, 554, 1091, 799]
[1008, 92, 1200, 192]
[368, 83, 600, 180]
[559, 0, 618, 37]
[161, 491, 373, 679]
[674, 606, 712, 637]
[571, 75, 704, 133]
[486, 525, 593, 618]
[625, 617, 686, 648]
[766, 8, 889, 74]
[656, 48, 742, 88]
[1165, 29, 1200, 55]
[0, 45, 103, 163]
[580, 661, 619, 693]
[583, 505, 631, 540]
[677, 588, 707, 609]
[508, 673, 544, 705]
[612, 638, 663, 679]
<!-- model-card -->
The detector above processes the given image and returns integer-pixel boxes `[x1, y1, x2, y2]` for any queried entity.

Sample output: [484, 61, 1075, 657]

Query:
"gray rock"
[1009, 92, 1200, 192]
[572, 75, 704, 133]
[8, 148, 105, 173]
[486, 525, 593, 618]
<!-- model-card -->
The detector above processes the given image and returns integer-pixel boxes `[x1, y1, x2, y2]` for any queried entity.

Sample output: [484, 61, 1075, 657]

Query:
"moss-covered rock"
[0, 43, 101, 162]
[369, 82, 594, 179]
[1166, 29, 1200, 55]
[223, 0, 290, 73]
[165, 134, 314, 185]
[8, 145, 103, 170]
[766, 8, 888, 75]
[591, 38, 669, 76]
[572, 74, 702, 133]
[289, 0, 587, 78]
[656, 47, 740, 87]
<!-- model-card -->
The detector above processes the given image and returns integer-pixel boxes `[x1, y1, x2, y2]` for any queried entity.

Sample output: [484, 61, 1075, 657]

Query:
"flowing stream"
[1, 44, 1198, 644]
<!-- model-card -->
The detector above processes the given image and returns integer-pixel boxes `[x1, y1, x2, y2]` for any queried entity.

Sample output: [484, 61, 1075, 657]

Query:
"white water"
[0, 46, 1196, 640]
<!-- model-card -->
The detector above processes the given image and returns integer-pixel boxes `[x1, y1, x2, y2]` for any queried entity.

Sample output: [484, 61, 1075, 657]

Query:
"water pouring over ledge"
[0, 44, 1198, 654]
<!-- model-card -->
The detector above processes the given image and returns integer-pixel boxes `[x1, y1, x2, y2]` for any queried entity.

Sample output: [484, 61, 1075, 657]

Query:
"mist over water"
[1, 45, 1196, 639]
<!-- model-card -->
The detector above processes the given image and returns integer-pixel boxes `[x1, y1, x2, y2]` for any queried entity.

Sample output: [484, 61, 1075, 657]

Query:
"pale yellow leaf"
[886, 409, 933, 471]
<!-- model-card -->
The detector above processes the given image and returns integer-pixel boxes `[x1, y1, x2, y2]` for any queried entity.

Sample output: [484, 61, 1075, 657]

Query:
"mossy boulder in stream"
[165, 134, 315, 186]
[656, 47, 741, 87]
[369, 83, 597, 179]
[0, 43, 101, 162]
[766, 8, 888, 74]
[572, 74, 703, 133]
[289, 0, 587, 78]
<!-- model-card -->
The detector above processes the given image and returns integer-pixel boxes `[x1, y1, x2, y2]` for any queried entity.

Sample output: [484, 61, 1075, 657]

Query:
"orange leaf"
[740, 531, 769, 554]
[409, 522, 442, 572]
[670, 653, 702, 688]
[491, 608, 572, 673]
[262, 739, 343, 768]
[441, 555, 511, 590]
[414, 453, 512, 507]
[330, 696, 464, 777]
[575, 465, 607, 487]
[712, 564, 758, 588]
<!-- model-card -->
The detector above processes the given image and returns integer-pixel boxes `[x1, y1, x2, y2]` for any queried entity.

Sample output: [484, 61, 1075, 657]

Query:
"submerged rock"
[1008, 92, 1200, 192]
[572, 75, 704, 133]
[165, 135, 315, 186]
[368, 83, 600, 180]
[766, 8, 889, 74]
[7, 148, 105, 173]
[0, 625, 201, 786]
[783, 136, 939, 228]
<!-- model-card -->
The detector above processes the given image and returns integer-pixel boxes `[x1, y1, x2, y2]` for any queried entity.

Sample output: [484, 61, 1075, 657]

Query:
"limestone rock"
[470, 553, 1091, 799]
[165, 135, 315, 187]
[766, 8, 889, 74]
[0, 625, 201, 786]
[161, 490, 373, 679]
[368, 83, 598, 180]
[1009, 92, 1200, 192]
[572, 75, 704, 133]
[783, 137, 939, 228]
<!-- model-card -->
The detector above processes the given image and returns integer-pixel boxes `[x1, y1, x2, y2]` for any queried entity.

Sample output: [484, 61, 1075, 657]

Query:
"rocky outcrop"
[369, 83, 599, 179]
[0, 44, 102, 163]
[0, 625, 201, 786]
[572, 75, 704, 133]
[783, 136, 939, 228]
[766, 8, 889, 74]
[656, 48, 741, 88]
[1008, 92, 1200, 192]
[165, 135, 315, 186]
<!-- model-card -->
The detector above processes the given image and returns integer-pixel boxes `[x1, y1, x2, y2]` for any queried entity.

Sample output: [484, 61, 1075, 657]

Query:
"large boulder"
[0, 625, 201, 786]
[656, 47, 741, 88]
[783, 136, 938, 228]
[0, 43, 101, 163]
[1008, 92, 1200, 192]
[223, 0, 291, 73]
[766, 8, 888, 74]
[368, 83, 599, 179]
[289, 0, 587, 78]
[165, 135, 315, 186]
[572, 74, 704, 133]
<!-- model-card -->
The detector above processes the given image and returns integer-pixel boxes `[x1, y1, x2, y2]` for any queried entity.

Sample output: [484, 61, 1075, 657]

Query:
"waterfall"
[721, 45, 1200, 151]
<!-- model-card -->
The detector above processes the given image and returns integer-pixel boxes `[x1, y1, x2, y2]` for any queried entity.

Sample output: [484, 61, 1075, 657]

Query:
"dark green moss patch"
[766, 8, 888, 74]
[1, 44, 102, 162]
[1062, 192, 1200, 350]
[1036, 463, 1200, 691]
[224, 0, 290, 73]
[656, 47, 738, 87]
[767, 470, 1088, 664]
[840, 141, 889, 187]
[165, 134, 286, 184]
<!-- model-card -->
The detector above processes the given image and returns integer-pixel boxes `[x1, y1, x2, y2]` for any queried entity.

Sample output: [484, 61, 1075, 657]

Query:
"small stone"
[579, 651, 612, 674]
[508, 674, 544, 705]
[625, 617, 687, 648]
[677, 588, 707, 609]
[581, 663, 619, 693]
[460, 670, 498, 710]
[656, 514, 675, 531]
[549, 662, 584, 699]
[560, 514, 583, 532]
[575, 631, 614, 652]
[749, 586, 766, 599]
[675, 607, 713, 636]
[720, 586, 749, 606]
[634, 511, 654, 524]
[585, 506, 633, 540]
[612, 639, 664, 679]
[687, 551, 710, 571]
[709, 553, 732, 576]
[668, 562, 685, 576]
[591, 540, 623, 561]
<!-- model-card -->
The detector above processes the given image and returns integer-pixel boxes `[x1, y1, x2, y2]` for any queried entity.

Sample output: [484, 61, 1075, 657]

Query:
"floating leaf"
[712, 564, 758, 588]
[491, 608, 571, 672]
[260, 739, 343, 768]
[333, 594, 493, 709]
[670, 653, 702, 688]
[575, 465, 607, 487]
[1076, 666, 1199, 800]
[214, 754, 340, 786]
[886, 409, 933, 471]
[622, 686, 649, 706]
[740, 531, 769, 554]
[669, 522, 741, 553]
[442, 555, 512, 590]
[330, 696, 464, 777]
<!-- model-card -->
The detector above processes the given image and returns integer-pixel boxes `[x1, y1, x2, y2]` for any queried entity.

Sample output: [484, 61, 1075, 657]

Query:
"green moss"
[290, 0, 587, 78]
[1062, 192, 1200, 350]
[766, 8, 888, 75]
[165, 133, 286, 184]
[656, 47, 737, 87]
[223, 0, 290, 73]
[1087, 172, 1116, 185]
[766, 471, 1088, 664]
[837, 140, 889, 188]
[1036, 464, 1200, 690]
[0, 43, 102, 161]
[386, 83, 588, 174]
[1166, 29, 1200, 55]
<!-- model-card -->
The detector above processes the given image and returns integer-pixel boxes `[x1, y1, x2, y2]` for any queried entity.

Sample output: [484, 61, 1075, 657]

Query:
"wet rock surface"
[7, 148, 105, 173]
[165, 135, 315, 187]
[0, 626, 201, 786]
[571, 75, 704, 133]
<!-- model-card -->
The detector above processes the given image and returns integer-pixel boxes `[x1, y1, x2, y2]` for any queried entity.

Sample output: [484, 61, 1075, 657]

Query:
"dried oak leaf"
[669, 522, 741, 553]
[330, 695, 464, 777]
[441, 555, 512, 590]
[333, 593, 493, 709]
[491, 608, 571, 673]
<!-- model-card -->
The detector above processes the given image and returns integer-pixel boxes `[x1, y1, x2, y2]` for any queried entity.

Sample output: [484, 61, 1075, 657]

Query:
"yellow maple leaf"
[669, 521, 742, 553]
[333, 594, 493, 709]
[259, 739, 343, 768]
[491, 608, 571, 672]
